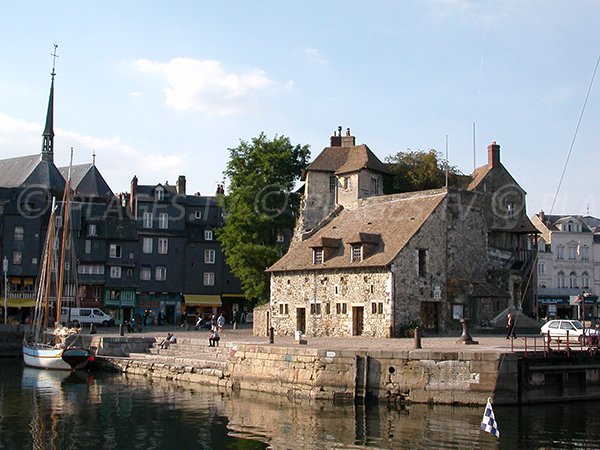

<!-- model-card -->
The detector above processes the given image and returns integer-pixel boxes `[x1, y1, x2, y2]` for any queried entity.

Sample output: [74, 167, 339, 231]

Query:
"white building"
[531, 211, 599, 320]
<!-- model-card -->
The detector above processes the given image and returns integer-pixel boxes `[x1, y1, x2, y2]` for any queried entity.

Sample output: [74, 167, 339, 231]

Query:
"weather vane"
[51, 43, 59, 78]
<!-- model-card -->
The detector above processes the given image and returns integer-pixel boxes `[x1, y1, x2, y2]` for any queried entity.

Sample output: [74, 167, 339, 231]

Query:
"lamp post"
[3, 256, 8, 324]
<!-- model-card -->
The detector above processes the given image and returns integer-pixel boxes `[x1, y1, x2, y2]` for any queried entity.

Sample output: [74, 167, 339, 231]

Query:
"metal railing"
[508, 330, 600, 358]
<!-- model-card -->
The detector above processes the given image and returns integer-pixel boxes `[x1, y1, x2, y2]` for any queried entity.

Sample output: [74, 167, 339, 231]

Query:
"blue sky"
[1, 1, 599, 217]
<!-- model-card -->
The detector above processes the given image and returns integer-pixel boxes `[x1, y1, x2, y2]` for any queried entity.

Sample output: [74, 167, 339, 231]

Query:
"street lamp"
[3, 256, 8, 325]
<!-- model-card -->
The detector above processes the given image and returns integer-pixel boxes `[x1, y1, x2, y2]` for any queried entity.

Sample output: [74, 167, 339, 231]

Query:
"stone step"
[128, 352, 227, 370]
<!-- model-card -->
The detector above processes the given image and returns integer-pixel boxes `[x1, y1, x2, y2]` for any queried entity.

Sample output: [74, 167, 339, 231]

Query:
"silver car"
[540, 319, 599, 344]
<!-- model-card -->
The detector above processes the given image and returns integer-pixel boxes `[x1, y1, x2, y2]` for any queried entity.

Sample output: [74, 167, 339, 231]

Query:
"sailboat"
[22, 150, 91, 371]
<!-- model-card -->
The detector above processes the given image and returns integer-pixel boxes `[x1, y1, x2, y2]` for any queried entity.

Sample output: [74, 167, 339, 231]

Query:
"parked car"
[61, 307, 115, 327]
[540, 319, 599, 344]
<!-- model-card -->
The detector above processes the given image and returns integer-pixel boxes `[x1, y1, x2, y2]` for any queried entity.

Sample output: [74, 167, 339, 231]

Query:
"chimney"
[330, 126, 342, 147]
[341, 128, 355, 147]
[130, 175, 138, 217]
[539, 209, 545, 223]
[176, 175, 186, 195]
[487, 141, 500, 168]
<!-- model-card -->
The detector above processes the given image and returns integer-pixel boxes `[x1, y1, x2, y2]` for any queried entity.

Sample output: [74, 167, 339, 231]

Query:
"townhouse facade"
[532, 212, 599, 321]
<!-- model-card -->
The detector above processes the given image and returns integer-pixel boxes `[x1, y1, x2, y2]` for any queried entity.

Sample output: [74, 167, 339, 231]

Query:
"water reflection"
[0, 361, 599, 449]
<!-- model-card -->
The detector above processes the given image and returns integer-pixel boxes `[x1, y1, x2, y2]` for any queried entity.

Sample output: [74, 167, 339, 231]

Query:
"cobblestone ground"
[93, 323, 555, 354]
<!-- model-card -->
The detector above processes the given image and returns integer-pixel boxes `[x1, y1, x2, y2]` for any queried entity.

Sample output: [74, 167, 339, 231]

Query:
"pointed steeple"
[41, 44, 58, 163]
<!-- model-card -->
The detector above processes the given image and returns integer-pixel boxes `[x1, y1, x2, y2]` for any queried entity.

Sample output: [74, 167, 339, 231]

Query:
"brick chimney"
[176, 175, 186, 195]
[330, 126, 342, 147]
[539, 209, 545, 223]
[487, 141, 501, 168]
[130, 175, 138, 217]
[341, 128, 355, 147]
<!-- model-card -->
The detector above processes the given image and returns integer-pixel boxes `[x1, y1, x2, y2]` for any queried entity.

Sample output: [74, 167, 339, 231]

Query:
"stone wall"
[270, 268, 391, 337]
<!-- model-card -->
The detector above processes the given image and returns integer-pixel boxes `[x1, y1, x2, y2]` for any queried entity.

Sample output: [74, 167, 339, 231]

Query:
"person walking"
[217, 312, 225, 332]
[506, 312, 517, 339]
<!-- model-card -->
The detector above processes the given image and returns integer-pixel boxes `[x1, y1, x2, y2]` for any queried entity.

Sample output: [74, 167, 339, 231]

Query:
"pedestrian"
[157, 311, 163, 326]
[143, 308, 150, 326]
[506, 312, 517, 339]
[208, 328, 220, 347]
[217, 312, 225, 332]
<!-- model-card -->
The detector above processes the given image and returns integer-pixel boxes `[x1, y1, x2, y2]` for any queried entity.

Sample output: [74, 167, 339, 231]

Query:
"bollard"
[119, 324, 124, 336]
[89, 323, 97, 335]
[457, 318, 478, 345]
[414, 326, 422, 349]
[233, 321, 237, 330]
[269, 326, 274, 344]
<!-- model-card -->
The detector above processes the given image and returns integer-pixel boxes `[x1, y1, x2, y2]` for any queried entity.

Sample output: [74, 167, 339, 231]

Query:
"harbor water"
[1, 359, 600, 449]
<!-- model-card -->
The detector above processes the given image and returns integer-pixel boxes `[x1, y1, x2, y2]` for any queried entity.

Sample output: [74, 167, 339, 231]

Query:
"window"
[351, 245, 362, 262]
[279, 303, 289, 315]
[140, 266, 151, 280]
[56, 216, 63, 228]
[143, 212, 153, 229]
[158, 213, 169, 229]
[378, 303, 383, 314]
[155, 188, 164, 201]
[569, 271, 577, 289]
[581, 245, 590, 260]
[336, 303, 348, 314]
[78, 264, 104, 275]
[276, 232, 285, 243]
[110, 266, 122, 279]
[203, 272, 215, 286]
[204, 249, 216, 264]
[14, 226, 23, 241]
[418, 249, 427, 277]
[313, 249, 324, 264]
[342, 177, 350, 189]
[371, 176, 381, 195]
[155, 266, 167, 281]
[13, 251, 22, 265]
[329, 176, 336, 193]
[569, 246, 577, 260]
[142, 238, 153, 254]
[195, 211, 202, 220]
[109, 244, 122, 258]
[334, 285, 339, 296]
[158, 238, 168, 254]
[538, 262, 545, 275]
[506, 202, 516, 218]
[557, 246, 564, 260]
[372, 302, 378, 314]
[310, 303, 321, 315]
[582, 272, 590, 289]
[87, 224, 97, 236]
[204, 230, 213, 241]
[84, 240, 91, 254]
[557, 271, 566, 289]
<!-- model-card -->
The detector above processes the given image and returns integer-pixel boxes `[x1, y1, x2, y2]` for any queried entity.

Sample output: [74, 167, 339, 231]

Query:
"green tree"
[218, 133, 310, 304]
[385, 149, 463, 193]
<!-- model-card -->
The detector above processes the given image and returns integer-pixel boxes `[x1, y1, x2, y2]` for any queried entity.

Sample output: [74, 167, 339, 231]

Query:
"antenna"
[51, 43, 59, 78]
[445, 134, 449, 188]
[473, 122, 476, 171]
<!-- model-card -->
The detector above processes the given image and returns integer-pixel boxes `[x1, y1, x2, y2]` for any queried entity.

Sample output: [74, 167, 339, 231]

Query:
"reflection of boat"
[22, 138, 90, 370]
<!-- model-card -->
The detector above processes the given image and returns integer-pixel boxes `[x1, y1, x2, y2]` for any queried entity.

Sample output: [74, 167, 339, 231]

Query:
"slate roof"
[59, 163, 114, 198]
[536, 214, 594, 233]
[21, 159, 66, 192]
[303, 144, 391, 179]
[0, 154, 42, 188]
[268, 189, 447, 272]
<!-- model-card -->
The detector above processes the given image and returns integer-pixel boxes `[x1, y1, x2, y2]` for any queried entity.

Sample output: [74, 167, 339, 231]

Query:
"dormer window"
[507, 202, 515, 218]
[313, 249, 324, 264]
[155, 187, 165, 201]
[351, 245, 362, 262]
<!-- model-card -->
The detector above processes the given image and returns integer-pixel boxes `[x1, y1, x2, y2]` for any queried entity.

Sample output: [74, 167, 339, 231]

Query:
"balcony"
[538, 287, 594, 297]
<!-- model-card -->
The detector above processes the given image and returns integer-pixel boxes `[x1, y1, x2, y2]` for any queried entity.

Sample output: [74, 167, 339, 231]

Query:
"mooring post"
[119, 323, 124, 336]
[89, 323, 97, 335]
[269, 326, 274, 344]
[414, 326, 422, 349]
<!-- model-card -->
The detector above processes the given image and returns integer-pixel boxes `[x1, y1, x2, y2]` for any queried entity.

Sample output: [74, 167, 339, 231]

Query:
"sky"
[1, 1, 599, 217]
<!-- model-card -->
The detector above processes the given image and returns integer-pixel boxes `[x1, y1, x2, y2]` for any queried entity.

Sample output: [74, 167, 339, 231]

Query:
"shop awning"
[5, 297, 36, 307]
[221, 293, 245, 299]
[184, 295, 222, 306]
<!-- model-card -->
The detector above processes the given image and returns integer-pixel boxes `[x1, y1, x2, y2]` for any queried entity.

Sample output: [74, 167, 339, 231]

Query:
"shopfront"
[537, 296, 571, 320]
[183, 294, 222, 325]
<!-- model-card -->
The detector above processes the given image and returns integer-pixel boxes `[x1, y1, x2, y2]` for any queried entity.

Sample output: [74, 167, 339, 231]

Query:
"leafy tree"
[384, 149, 463, 193]
[218, 133, 310, 304]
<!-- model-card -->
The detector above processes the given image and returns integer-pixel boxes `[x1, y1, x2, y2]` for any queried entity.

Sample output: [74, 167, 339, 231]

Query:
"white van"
[61, 307, 114, 327]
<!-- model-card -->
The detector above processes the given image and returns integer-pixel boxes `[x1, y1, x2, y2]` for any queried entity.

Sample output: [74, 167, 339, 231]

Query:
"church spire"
[41, 44, 58, 163]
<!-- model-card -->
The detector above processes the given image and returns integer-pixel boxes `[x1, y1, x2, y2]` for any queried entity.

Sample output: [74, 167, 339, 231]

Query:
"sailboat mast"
[55, 148, 74, 324]
[42, 200, 56, 331]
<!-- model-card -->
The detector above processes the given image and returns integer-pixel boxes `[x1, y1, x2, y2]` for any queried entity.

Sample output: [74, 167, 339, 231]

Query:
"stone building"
[265, 132, 536, 337]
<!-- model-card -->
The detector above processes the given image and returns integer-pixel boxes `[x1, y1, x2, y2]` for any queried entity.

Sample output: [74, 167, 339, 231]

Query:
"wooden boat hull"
[22, 345, 89, 371]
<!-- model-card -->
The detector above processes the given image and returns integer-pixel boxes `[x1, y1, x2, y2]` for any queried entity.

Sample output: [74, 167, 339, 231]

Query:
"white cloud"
[132, 57, 273, 116]
[303, 48, 328, 65]
[0, 113, 184, 193]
